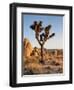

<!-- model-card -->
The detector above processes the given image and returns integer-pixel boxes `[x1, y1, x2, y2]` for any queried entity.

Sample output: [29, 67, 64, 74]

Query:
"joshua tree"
[30, 21, 55, 63]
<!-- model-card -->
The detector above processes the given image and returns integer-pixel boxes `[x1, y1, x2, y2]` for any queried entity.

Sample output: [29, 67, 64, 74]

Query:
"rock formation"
[23, 38, 33, 57]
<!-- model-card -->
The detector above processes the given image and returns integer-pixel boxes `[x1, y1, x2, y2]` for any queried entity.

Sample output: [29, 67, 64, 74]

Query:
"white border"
[17, 7, 70, 83]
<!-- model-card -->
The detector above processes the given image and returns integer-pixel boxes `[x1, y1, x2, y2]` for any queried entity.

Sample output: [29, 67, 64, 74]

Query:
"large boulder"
[23, 38, 33, 57]
[30, 47, 40, 56]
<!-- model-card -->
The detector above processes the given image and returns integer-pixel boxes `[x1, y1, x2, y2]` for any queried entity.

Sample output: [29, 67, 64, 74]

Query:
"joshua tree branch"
[42, 33, 55, 45]
[36, 35, 42, 46]
[48, 33, 55, 39]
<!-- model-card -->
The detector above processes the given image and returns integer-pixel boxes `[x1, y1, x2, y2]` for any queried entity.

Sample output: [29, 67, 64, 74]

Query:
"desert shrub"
[57, 67, 63, 73]
[24, 63, 43, 74]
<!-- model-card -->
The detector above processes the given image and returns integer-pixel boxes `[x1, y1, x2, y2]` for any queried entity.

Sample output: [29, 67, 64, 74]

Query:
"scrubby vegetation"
[23, 41, 63, 75]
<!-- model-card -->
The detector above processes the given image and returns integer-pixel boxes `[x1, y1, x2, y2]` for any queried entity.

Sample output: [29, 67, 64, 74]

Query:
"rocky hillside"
[23, 38, 63, 75]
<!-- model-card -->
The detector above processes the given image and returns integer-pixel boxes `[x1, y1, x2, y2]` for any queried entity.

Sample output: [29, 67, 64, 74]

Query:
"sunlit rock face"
[23, 38, 33, 57]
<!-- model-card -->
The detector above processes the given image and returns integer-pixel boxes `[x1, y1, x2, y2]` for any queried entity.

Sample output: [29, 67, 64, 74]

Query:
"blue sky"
[22, 14, 63, 49]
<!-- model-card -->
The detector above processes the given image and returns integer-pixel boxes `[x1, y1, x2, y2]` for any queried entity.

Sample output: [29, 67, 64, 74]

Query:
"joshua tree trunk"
[40, 44, 44, 63]
[36, 36, 44, 63]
